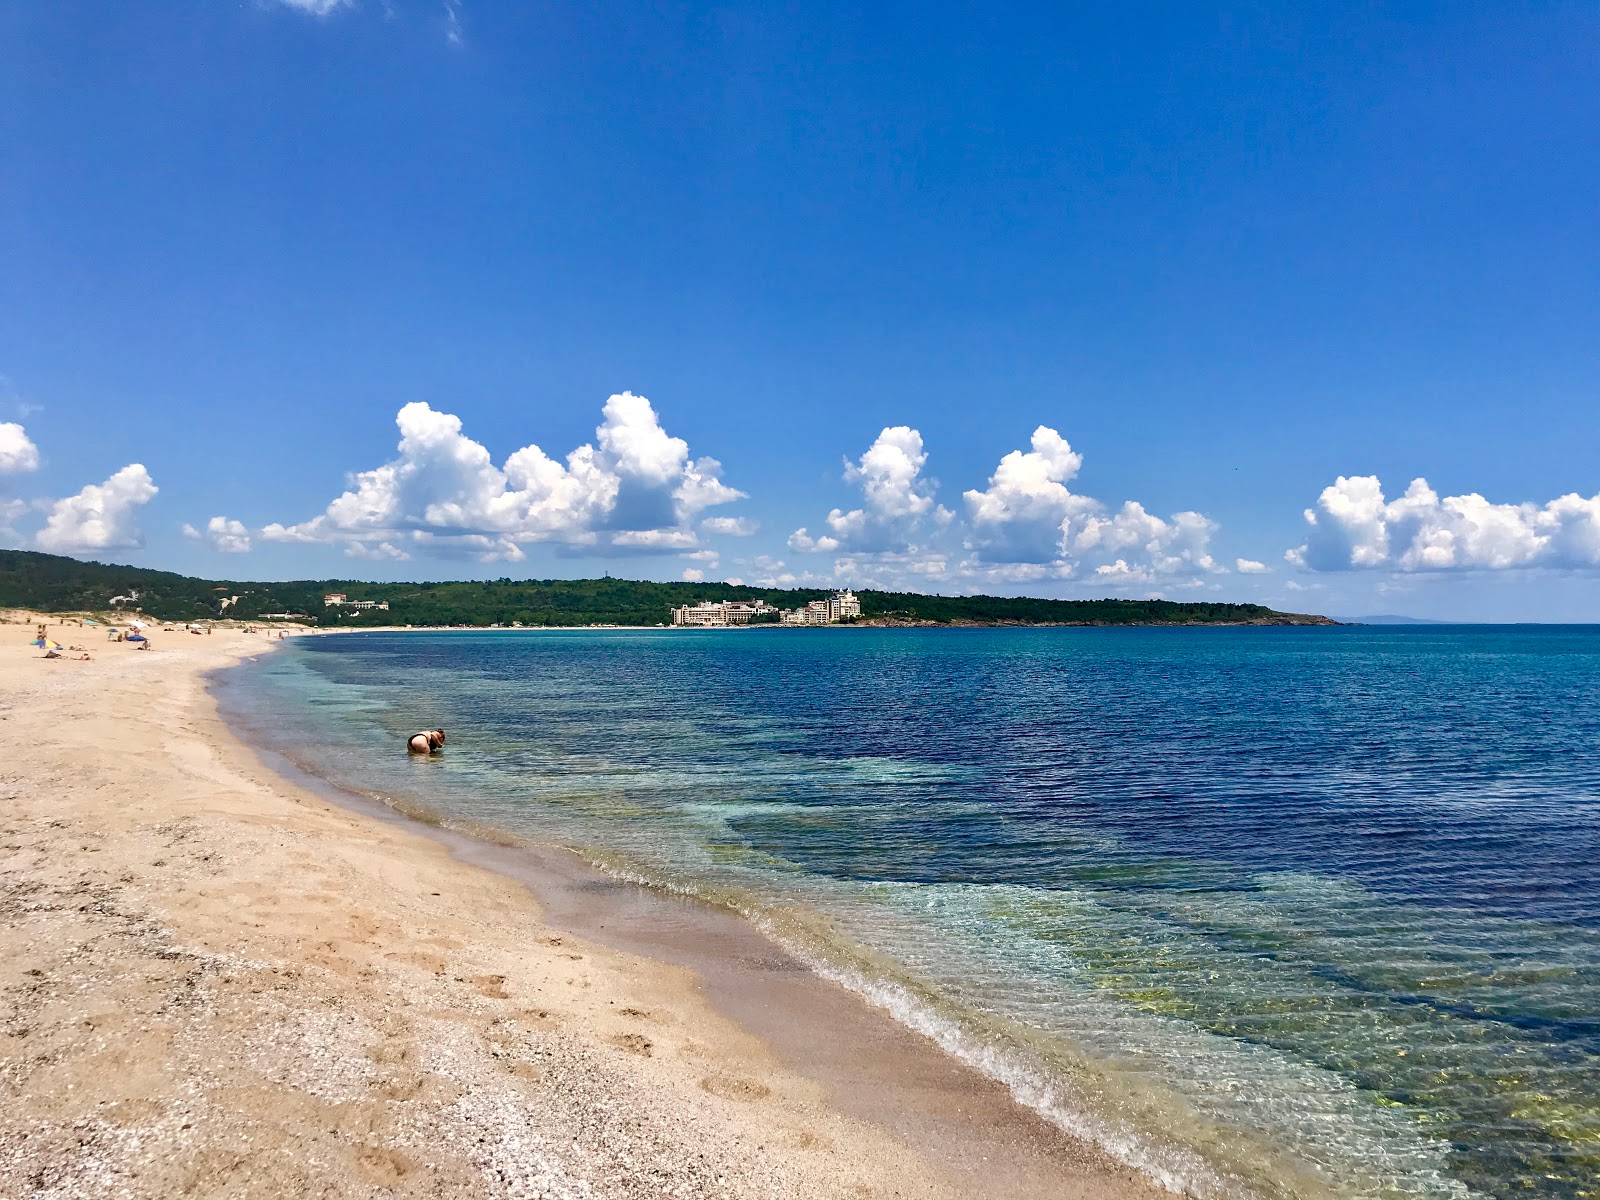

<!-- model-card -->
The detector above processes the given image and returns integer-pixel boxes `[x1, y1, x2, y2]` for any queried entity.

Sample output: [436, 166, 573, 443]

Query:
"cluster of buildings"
[670, 599, 778, 626]
[670, 590, 861, 628]
[323, 593, 390, 612]
[780, 589, 862, 625]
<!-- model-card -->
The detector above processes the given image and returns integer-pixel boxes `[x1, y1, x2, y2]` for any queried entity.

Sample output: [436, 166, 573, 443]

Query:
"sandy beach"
[0, 615, 1168, 1200]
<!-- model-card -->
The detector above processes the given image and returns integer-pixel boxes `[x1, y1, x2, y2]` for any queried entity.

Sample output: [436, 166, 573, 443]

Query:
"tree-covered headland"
[0, 549, 1335, 627]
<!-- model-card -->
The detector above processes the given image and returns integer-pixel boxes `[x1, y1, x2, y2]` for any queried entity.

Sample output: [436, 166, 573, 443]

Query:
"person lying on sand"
[408, 729, 446, 755]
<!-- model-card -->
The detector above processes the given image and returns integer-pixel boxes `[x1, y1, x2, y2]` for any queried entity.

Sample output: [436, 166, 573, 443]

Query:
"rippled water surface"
[220, 625, 1600, 1199]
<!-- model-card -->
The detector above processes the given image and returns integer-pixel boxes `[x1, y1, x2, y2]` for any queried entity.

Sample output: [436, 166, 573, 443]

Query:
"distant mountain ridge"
[1340, 614, 1451, 625]
[0, 549, 1336, 628]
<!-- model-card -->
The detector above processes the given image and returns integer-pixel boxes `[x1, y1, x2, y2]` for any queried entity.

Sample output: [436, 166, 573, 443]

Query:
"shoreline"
[1, 615, 1170, 1199]
[299, 619, 1338, 634]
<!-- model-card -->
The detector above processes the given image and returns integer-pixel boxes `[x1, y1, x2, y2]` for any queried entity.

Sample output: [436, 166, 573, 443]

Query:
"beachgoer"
[407, 728, 446, 755]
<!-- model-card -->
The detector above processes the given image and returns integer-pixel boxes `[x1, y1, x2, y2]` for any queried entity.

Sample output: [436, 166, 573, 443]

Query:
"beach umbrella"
[126, 633, 147, 643]
[32, 637, 61, 650]
[128, 619, 149, 629]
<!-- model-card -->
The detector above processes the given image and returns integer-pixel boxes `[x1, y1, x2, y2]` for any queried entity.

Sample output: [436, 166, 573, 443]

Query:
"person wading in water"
[408, 728, 446, 755]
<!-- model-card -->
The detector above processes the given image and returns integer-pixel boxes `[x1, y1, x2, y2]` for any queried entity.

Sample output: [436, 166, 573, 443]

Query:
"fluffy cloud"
[784, 424, 1227, 588]
[0, 422, 40, 475]
[702, 516, 759, 536]
[1236, 558, 1269, 574]
[789, 427, 951, 554]
[262, 394, 744, 561]
[183, 516, 253, 554]
[0, 498, 25, 543]
[962, 426, 1220, 580]
[1289, 476, 1600, 571]
[831, 550, 951, 589]
[272, 0, 353, 15]
[1067, 503, 1218, 576]
[609, 529, 699, 550]
[346, 540, 412, 562]
[963, 427, 1093, 564]
[36, 465, 158, 554]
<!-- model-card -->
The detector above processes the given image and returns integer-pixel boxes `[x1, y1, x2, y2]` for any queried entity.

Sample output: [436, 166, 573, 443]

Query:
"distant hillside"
[0, 549, 1335, 628]
[1340, 614, 1451, 625]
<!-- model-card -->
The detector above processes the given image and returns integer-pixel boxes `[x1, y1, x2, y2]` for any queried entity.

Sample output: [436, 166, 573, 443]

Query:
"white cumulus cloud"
[0, 498, 26, 543]
[1065, 502, 1219, 576]
[0, 422, 40, 475]
[262, 394, 744, 561]
[790, 427, 951, 555]
[702, 515, 759, 536]
[1289, 475, 1600, 571]
[272, 0, 354, 16]
[962, 426, 1221, 580]
[963, 426, 1093, 564]
[1236, 558, 1269, 574]
[346, 540, 412, 562]
[36, 464, 158, 555]
[183, 515, 253, 554]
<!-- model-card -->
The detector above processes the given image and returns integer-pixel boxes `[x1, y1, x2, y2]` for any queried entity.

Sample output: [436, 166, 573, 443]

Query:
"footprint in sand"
[355, 1144, 420, 1186]
[473, 973, 510, 999]
[611, 1032, 653, 1057]
[699, 1074, 772, 1101]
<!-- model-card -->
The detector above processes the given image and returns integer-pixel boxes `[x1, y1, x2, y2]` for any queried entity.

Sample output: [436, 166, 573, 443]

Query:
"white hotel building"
[324, 594, 390, 612]
[671, 591, 861, 627]
[779, 590, 862, 626]
[670, 600, 779, 627]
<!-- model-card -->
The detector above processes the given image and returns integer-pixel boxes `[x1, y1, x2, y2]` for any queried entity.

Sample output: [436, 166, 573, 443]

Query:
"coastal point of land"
[0, 615, 1166, 1199]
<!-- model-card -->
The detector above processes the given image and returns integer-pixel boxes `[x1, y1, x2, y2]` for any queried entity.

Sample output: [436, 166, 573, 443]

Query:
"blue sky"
[2, 1, 1597, 619]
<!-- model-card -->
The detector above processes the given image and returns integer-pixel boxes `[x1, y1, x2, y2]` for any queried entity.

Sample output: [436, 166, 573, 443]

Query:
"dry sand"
[0, 615, 1170, 1199]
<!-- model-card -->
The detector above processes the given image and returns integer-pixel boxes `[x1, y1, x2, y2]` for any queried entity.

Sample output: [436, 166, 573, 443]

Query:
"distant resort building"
[324, 593, 389, 611]
[779, 590, 862, 626]
[670, 590, 861, 627]
[670, 600, 778, 627]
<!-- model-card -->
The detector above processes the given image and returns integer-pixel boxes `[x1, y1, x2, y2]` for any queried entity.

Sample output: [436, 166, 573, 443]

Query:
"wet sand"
[1, 614, 1168, 1199]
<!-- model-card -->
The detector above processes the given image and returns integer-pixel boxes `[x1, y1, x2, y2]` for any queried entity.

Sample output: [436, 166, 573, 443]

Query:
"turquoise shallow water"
[218, 625, 1600, 1199]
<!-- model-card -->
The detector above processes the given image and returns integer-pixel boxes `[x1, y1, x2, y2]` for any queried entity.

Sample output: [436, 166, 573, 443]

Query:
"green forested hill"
[0, 549, 1334, 627]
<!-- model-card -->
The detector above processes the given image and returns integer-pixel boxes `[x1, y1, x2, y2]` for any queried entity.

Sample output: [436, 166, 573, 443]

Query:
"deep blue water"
[222, 625, 1600, 1200]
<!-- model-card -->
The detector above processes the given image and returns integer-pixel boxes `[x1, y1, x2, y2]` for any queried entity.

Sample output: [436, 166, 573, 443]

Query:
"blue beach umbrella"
[125, 633, 147, 643]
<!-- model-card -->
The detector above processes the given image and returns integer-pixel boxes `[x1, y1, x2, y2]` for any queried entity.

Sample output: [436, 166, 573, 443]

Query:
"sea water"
[218, 625, 1600, 1199]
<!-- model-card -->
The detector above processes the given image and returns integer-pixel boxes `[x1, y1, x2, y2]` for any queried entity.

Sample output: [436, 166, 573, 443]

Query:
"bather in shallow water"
[407, 728, 446, 755]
